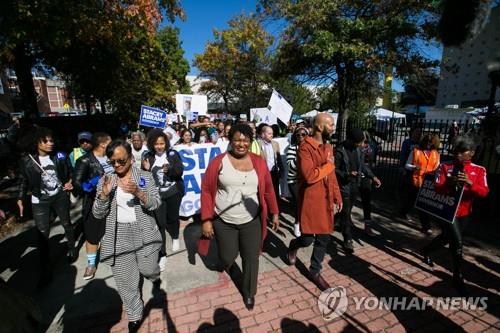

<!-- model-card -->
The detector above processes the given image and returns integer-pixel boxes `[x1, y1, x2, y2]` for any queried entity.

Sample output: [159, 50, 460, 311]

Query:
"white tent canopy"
[370, 107, 406, 120]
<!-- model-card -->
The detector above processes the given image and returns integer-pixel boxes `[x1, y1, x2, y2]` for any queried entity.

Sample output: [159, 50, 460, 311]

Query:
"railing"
[342, 117, 499, 190]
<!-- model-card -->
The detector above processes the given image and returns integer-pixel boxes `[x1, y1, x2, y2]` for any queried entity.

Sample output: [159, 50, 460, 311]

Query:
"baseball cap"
[78, 131, 92, 142]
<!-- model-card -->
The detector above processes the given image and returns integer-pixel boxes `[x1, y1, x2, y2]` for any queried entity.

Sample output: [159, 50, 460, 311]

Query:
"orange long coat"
[298, 136, 342, 234]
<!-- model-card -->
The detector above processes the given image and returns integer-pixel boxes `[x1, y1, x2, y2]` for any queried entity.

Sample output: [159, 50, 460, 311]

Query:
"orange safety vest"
[412, 148, 440, 187]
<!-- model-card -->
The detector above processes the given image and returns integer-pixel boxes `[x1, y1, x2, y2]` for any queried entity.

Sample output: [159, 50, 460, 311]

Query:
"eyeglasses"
[108, 158, 129, 166]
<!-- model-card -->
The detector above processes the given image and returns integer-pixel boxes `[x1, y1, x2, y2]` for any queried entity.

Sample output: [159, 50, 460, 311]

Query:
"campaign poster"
[415, 174, 464, 223]
[175, 94, 208, 117]
[139, 105, 167, 129]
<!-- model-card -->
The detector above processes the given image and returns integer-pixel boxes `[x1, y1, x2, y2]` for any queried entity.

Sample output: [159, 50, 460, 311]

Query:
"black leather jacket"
[18, 152, 72, 199]
[73, 152, 105, 196]
[335, 142, 375, 194]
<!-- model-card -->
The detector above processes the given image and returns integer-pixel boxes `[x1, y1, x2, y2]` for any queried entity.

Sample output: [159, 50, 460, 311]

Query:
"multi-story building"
[436, 6, 500, 108]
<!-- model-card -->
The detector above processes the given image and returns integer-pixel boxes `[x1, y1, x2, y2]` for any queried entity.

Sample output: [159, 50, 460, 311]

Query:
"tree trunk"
[13, 43, 38, 118]
[99, 98, 107, 114]
[85, 95, 92, 116]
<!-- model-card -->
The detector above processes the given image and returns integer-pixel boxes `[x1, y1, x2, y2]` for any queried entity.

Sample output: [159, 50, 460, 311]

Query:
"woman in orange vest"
[405, 134, 441, 234]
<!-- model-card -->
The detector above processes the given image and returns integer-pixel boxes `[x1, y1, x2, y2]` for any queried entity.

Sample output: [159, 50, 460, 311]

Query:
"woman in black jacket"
[17, 127, 76, 286]
[142, 129, 184, 271]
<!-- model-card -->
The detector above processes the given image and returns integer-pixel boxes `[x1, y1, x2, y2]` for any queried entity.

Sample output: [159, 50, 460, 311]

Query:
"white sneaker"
[159, 256, 167, 272]
[172, 239, 180, 252]
[294, 224, 301, 237]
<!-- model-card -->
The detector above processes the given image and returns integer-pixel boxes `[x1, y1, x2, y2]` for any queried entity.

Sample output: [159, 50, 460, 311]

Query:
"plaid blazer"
[92, 165, 162, 265]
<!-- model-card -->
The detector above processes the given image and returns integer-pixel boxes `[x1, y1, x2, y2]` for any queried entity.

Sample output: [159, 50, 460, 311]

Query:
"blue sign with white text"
[139, 105, 167, 129]
[415, 174, 464, 223]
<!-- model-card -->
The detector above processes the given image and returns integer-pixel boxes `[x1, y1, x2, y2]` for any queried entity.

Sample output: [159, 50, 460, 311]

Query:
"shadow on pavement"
[196, 308, 241, 333]
[142, 282, 177, 333]
[280, 317, 322, 332]
[61, 279, 121, 333]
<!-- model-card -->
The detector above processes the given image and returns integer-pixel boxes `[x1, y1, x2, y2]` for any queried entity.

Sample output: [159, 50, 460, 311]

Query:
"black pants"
[32, 191, 74, 269]
[271, 170, 280, 203]
[82, 196, 105, 245]
[338, 184, 358, 242]
[423, 216, 470, 277]
[155, 192, 183, 256]
[359, 180, 372, 221]
[288, 182, 299, 224]
[289, 233, 330, 274]
[213, 216, 262, 298]
[407, 184, 432, 231]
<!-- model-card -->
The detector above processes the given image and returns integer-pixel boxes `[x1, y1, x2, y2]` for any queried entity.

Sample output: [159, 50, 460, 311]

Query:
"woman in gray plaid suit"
[92, 139, 162, 333]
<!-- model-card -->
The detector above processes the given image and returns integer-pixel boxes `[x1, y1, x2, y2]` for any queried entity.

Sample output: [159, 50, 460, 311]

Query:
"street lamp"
[486, 53, 500, 118]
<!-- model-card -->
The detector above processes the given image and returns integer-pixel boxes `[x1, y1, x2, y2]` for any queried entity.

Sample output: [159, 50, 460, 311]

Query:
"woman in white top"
[92, 139, 161, 332]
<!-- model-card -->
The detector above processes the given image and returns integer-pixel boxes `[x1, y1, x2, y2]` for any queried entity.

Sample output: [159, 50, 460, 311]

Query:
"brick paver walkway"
[80, 234, 500, 333]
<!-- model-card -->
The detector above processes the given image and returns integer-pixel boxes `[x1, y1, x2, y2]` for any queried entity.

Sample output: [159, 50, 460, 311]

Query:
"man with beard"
[286, 113, 343, 291]
[73, 132, 112, 280]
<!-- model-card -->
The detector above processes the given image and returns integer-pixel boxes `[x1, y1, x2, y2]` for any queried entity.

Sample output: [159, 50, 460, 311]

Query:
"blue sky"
[174, 0, 259, 75]
[172, 0, 442, 92]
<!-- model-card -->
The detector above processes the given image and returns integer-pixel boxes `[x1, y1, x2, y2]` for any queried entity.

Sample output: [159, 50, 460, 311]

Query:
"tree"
[0, 0, 185, 117]
[401, 70, 439, 111]
[194, 15, 273, 116]
[259, 0, 440, 137]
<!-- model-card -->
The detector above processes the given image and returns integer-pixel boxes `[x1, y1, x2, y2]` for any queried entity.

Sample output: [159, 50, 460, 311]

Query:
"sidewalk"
[1, 199, 499, 332]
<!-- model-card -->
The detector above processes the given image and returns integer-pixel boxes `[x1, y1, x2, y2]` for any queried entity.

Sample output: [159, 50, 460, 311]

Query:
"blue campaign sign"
[415, 174, 464, 223]
[139, 105, 167, 129]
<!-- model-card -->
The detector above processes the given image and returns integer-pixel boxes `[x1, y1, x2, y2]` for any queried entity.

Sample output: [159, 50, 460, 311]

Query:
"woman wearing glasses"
[286, 127, 309, 237]
[92, 139, 162, 332]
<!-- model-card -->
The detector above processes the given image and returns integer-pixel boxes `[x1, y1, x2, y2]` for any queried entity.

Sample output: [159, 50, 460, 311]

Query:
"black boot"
[343, 239, 354, 254]
[453, 272, 467, 296]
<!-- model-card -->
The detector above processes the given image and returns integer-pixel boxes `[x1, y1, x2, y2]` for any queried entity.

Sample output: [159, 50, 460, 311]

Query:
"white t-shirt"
[132, 145, 148, 169]
[151, 152, 175, 192]
[32, 155, 62, 203]
[95, 155, 114, 174]
[116, 186, 136, 223]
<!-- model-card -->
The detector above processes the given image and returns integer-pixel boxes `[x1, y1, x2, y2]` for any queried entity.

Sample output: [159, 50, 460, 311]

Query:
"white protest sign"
[250, 107, 278, 125]
[174, 142, 229, 216]
[268, 89, 293, 124]
[175, 94, 208, 117]
[163, 126, 180, 147]
[172, 139, 293, 216]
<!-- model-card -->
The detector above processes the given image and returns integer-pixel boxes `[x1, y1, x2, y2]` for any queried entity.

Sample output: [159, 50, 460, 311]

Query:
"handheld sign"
[415, 174, 464, 223]
[139, 105, 167, 129]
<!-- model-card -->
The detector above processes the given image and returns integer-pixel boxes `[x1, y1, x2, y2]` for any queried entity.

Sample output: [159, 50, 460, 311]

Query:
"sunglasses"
[108, 158, 129, 166]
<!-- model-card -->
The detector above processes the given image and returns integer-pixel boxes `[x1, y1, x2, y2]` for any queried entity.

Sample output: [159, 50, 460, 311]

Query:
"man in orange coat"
[286, 113, 343, 291]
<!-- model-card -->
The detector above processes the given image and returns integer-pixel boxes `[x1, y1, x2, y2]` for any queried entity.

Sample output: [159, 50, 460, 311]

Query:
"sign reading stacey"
[139, 105, 167, 129]
[415, 174, 464, 223]
[174, 142, 229, 216]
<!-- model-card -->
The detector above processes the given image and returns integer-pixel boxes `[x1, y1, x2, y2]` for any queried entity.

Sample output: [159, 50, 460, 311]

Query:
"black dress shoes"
[287, 248, 297, 265]
[310, 272, 331, 291]
[244, 297, 255, 310]
[128, 320, 141, 333]
[422, 255, 434, 267]
[343, 240, 354, 254]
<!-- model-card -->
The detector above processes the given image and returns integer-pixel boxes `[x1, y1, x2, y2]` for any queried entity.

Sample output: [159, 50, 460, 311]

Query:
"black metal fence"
[342, 117, 500, 191]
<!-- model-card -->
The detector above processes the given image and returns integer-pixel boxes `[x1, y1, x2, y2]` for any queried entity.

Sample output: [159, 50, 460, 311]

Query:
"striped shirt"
[286, 144, 299, 184]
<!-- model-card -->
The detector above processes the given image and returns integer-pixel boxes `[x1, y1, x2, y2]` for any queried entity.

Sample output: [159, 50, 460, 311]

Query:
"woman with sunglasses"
[200, 123, 279, 310]
[142, 129, 184, 270]
[92, 139, 162, 332]
[286, 127, 309, 237]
